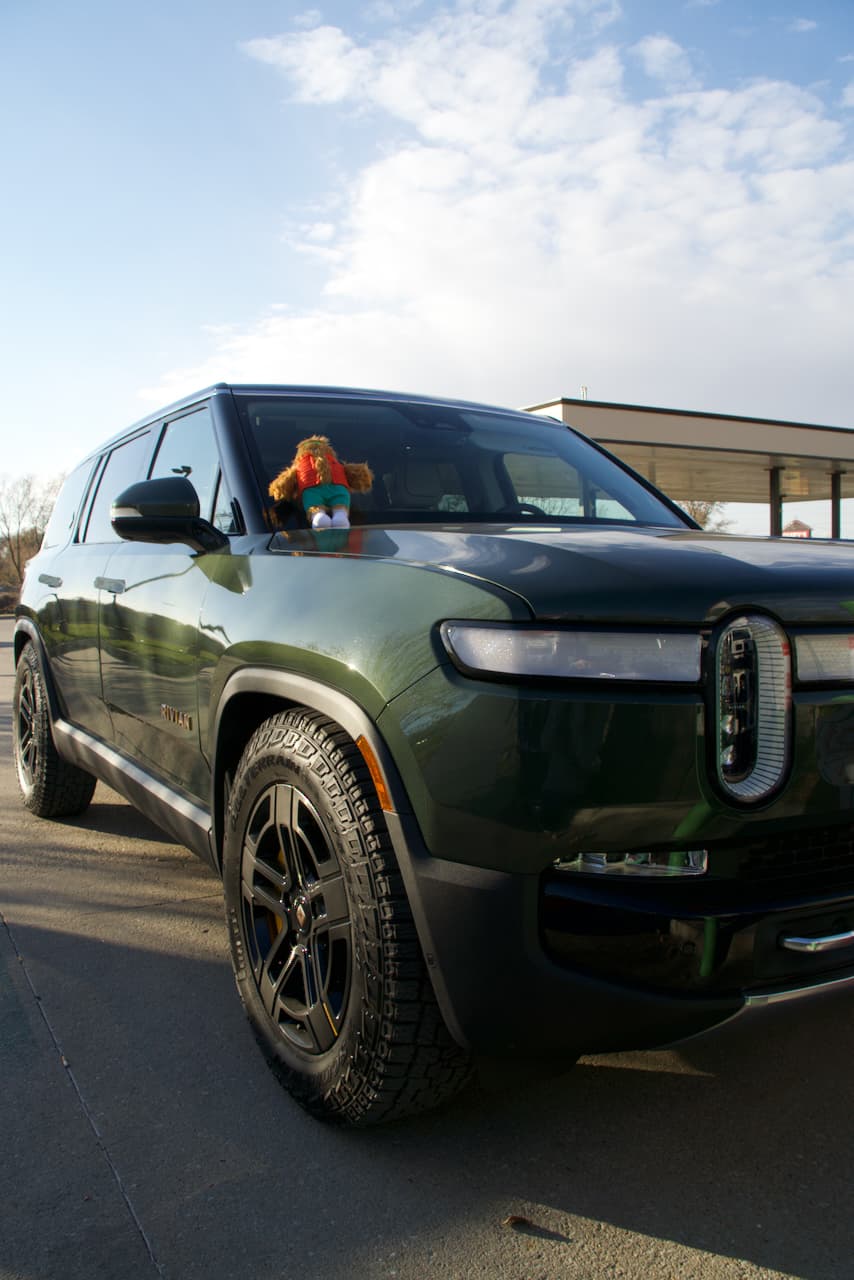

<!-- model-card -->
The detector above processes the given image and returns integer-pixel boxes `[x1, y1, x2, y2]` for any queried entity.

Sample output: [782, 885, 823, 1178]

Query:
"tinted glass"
[149, 405, 219, 520]
[212, 471, 239, 534]
[83, 432, 153, 543]
[237, 396, 688, 529]
[41, 459, 97, 549]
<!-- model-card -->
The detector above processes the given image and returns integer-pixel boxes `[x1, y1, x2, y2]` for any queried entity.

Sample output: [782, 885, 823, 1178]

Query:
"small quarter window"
[83, 432, 153, 543]
[41, 459, 98, 549]
[212, 471, 240, 534]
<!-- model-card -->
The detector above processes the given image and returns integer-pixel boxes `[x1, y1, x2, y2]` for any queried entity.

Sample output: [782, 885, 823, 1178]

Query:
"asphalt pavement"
[1, 614, 853, 1280]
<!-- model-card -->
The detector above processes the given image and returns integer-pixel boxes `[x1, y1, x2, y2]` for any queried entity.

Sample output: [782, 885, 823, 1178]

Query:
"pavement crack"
[75, 890, 223, 920]
[1, 907, 166, 1277]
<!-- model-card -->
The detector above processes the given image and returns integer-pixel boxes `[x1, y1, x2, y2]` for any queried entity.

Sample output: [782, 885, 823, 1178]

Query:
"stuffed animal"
[268, 436, 373, 529]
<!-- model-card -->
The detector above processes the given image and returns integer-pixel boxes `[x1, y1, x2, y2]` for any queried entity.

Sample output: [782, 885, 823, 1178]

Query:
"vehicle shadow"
[354, 993, 853, 1278]
[3, 900, 851, 1280]
[61, 792, 177, 845]
[1, 755, 849, 1279]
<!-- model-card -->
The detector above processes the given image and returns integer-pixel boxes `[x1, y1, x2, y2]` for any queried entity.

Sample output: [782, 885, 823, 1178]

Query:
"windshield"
[236, 394, 690, 530]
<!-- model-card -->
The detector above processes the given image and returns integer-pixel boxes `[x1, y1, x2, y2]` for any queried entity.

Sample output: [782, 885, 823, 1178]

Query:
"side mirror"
[111, 477, 229, 553]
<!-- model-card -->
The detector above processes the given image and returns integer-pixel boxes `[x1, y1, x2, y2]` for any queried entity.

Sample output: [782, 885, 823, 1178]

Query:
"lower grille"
[734, 824, 854, 887]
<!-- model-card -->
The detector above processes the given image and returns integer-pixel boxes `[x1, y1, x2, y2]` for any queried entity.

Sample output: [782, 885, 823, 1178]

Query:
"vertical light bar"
[716, 614, 790, 802]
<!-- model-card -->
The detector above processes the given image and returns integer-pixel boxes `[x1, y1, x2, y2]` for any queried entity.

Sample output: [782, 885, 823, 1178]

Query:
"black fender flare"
[209, 667, 412, 838]
[209, 668, 471, 1048]
[12, 618, 64, 725]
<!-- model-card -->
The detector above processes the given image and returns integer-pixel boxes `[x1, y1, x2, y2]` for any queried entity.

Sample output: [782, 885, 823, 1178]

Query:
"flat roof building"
[525, 396, 854, 538]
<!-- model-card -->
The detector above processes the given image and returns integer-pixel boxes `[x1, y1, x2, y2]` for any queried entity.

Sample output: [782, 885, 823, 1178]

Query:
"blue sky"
[2, 0, 853, 532]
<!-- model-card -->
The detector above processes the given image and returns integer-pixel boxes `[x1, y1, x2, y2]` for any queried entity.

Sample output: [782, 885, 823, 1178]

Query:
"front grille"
[734, 824, 854, 887]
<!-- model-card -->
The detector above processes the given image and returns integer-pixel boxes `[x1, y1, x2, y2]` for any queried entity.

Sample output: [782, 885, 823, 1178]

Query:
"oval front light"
[715, 613, 791, 802]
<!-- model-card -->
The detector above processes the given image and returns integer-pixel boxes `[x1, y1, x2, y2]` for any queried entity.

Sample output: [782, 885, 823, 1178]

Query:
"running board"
[54, 720, 215, 867]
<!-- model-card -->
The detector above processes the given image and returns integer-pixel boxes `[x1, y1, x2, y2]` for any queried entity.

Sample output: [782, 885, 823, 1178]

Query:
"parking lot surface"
[2, 615, 853, 1280]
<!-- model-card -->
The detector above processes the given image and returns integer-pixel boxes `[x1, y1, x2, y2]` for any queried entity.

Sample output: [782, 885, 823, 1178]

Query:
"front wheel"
[223, 708, 471, 1125]
[13, 641, 96, 818]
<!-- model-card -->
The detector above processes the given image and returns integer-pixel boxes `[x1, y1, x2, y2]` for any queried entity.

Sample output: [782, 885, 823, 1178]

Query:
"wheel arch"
[209, 668, 412, 876]
[13, 618, 63, 724]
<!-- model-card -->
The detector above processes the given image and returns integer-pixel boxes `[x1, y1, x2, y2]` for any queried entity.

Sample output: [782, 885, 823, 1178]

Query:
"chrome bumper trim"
[780, 929, 854, 954]
[744, 969, 854, 1009]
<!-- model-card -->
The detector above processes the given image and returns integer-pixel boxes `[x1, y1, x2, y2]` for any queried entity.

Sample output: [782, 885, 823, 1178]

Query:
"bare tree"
[0, 473, 63, 587]
[675, 499, 731, 532]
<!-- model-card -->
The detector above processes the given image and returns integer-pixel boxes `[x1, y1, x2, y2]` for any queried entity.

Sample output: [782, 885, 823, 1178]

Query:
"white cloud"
[631, 34, 699, 90]
[843, 82, 854, 108]
[293, 9, 323, 28]
[364, 0, 428, 20]
[787, 18, 817, 33]
[148, 0, 854, 427]
[241, 26, 376, 104]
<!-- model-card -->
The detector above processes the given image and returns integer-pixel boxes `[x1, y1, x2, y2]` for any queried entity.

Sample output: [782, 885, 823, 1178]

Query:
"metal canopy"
[525, 397, 854, 536]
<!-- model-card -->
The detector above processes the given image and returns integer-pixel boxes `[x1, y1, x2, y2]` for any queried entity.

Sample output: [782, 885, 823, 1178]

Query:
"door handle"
[94, 577, 126, 595]
[38, 573, 62, 589]
[780, 929, 854, 954]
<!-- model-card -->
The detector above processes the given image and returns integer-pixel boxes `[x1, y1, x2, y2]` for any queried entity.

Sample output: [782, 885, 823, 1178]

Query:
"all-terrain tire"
[223, 707, 471, 1126]
[13, 641, 96, 818]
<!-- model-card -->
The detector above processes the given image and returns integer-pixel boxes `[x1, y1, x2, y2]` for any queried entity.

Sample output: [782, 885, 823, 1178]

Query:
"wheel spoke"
[307, 872, 348, 925]
[287, 947, 337, 1053]
[315, 920, 351, 1032]
[261, 937, 300, 1016]
[241, 845, 287, 898]
[250, 880, 288, 920]
[237, 775, 354, 1060]
[291, 837, 316, 892]
[322, 919, 352, 949]
[303, 989, 338, 1053]
[241, 792, 289, 899]
[16, 672, 39, 783]
[239, 886, 279, 979]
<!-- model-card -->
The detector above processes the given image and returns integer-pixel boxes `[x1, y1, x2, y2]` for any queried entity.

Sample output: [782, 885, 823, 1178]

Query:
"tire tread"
[226, 707, 471, 1126]
[14, 644, 96, 819]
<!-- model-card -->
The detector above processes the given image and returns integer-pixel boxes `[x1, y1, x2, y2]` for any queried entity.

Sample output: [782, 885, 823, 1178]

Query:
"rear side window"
[83, 432, 153, 543]
[41, 460, 97, 549]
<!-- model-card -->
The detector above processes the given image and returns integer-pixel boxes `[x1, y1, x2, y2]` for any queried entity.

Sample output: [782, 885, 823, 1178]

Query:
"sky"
[2, 0, 853, 534]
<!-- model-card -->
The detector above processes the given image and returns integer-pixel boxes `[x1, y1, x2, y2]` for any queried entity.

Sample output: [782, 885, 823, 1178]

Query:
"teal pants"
[301, 483, 350, 514]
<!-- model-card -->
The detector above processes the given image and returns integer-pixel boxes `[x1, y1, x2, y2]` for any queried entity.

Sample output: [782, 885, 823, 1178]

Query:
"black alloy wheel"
[13, 642, 96, 818]
[223, 707, 471, 1126]
[239, 780, 352, 1056]
[15, 656, 40, 790]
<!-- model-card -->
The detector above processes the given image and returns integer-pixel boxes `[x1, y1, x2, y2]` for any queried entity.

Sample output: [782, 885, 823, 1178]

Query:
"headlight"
[715, 613, 790, 802]
[440, 622, 702, 682]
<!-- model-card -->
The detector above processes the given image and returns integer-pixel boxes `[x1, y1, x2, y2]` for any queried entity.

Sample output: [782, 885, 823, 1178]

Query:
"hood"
[272, 524, 854, 626]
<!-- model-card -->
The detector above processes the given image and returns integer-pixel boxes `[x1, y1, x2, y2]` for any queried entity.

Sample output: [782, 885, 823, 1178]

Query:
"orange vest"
[296, 452, 347, 492]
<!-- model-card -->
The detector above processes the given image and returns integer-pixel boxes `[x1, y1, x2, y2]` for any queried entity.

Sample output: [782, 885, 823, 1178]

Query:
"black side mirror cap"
[111, 477, 230, 553]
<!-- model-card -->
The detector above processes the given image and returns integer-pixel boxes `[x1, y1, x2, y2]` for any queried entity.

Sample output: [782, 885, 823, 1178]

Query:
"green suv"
[14, 384, 854, 1124]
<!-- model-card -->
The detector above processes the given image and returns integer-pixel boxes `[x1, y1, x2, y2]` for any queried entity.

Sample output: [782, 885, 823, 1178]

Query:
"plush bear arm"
[268, 464, 300, 502]
[343, 461, 374, 492]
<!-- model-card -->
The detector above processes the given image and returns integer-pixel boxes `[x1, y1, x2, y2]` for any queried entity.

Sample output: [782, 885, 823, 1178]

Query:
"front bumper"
[386, 810, 854, 1059]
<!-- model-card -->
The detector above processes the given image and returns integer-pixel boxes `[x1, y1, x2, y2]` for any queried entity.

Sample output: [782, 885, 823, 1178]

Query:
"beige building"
[525, 396, 854, 538]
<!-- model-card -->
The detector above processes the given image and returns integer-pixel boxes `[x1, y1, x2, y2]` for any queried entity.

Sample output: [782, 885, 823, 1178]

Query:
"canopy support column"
[769, 467, 783, 537]
[831, 472, 842, 540]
